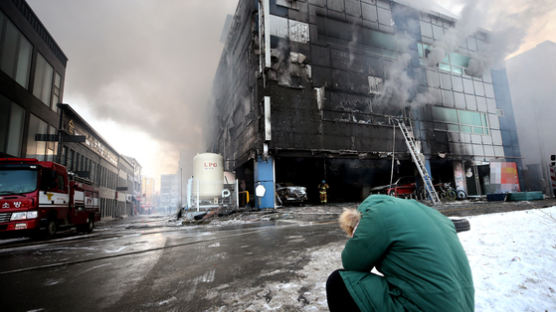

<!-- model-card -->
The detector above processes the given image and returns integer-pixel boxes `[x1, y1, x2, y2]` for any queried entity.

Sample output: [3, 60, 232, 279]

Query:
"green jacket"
[339, 195, 474, 312]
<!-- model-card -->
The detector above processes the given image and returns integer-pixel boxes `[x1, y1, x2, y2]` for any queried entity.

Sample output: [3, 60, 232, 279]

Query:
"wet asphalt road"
[0, 214, 345, 312]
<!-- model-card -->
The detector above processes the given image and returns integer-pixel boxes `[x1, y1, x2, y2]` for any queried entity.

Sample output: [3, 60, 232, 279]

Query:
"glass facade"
[51, 72, 61, 111]
[433, 107, 489, 135]
[25, 114, 49, 160]
[417, 10, 504, 159]
[46, 125, 57, 161]
[0, 10, 33, 89]
[32, 53, 54, 108]
[0, 95, 25, 156]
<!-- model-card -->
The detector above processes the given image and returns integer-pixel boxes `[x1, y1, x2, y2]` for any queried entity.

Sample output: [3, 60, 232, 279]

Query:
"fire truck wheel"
[85, 217, 94, 233]
[46, 219, 57, 237]
[79, 216, 94, 233]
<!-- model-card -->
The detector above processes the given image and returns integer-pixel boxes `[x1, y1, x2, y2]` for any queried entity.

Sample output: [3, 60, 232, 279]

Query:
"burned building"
[210, 0, 522, 207]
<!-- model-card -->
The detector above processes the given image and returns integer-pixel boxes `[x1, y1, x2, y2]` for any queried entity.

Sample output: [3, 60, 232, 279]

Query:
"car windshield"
[0, 169, 38, 195]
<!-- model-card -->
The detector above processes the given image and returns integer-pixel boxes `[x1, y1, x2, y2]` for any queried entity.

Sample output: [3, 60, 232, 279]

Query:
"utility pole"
[179, 167, 183, 211]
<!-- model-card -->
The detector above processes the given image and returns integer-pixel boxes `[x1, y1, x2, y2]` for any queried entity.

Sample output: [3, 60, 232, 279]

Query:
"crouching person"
[327, 195, 474, 312]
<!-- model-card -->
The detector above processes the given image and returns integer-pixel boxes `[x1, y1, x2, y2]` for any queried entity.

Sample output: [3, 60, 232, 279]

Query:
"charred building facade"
[210, 0, 522, 206]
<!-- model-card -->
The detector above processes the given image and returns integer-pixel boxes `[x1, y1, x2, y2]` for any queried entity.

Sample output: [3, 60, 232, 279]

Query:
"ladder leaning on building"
[396, 119, 441, 205]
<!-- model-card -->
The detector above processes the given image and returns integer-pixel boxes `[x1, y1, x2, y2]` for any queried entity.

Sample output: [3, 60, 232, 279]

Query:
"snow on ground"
[210, 207, 556, 311]
[459, 207, 556, 311]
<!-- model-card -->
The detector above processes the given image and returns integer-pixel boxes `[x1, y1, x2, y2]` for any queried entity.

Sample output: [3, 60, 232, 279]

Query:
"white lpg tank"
[193, 153, 224, 199]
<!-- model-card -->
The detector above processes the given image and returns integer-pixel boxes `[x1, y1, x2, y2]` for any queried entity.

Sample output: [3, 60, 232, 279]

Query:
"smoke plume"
[27, 0, 239, 156]
[376, 0, 555, 111]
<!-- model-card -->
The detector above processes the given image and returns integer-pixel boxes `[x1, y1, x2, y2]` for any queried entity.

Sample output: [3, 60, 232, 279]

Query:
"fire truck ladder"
[396, 119, 441, 205]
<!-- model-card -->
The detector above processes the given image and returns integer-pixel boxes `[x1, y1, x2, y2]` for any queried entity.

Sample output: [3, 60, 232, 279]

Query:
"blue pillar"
[425, 158, 434, 200]
[254, 156, 275, 209]
[425, 158, 432, 179]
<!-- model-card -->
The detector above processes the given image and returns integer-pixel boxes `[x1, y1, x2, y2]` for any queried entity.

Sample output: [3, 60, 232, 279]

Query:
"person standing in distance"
[326, 195, 474, 311]
[318, 180, 330, 204]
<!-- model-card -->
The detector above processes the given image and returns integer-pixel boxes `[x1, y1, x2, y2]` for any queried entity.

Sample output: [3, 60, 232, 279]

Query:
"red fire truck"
[0, 158, 100, 238]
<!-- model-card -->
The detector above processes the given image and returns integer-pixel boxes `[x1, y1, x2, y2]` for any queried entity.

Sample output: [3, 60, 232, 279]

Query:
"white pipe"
[235, 179, 239, 208]
[263, 0, 271, 68]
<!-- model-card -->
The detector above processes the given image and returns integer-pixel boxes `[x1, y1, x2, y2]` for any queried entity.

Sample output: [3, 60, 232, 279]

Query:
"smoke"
[376, 53, 414, 109]
[27, 0, 239, 155]
[348, 23, 359, 68]
[374, 0, 555, 111]
[426, 0, 556, 74]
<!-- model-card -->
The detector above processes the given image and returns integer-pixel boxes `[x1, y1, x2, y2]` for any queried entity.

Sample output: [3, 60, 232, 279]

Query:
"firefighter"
[318, 180, 330, 204]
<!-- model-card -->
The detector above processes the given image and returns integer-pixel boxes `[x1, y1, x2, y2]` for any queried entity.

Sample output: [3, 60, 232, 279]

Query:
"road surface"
[0, 214, 344, 312]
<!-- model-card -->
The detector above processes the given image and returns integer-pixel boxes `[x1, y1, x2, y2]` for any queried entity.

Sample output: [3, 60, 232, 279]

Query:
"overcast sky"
[26, 0, 554, 191]
[27, 0, 239, 188]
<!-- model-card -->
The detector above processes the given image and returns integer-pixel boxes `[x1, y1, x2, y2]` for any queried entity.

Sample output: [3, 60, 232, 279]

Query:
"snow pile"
[210, 207, 555, 311]
[459, 207, 556, 311]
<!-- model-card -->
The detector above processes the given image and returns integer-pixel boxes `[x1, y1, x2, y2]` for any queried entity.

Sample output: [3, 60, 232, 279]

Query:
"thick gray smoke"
[373, 0, 555, 112]
[27, 0, 238, 154]
[426, 0, 556, 74]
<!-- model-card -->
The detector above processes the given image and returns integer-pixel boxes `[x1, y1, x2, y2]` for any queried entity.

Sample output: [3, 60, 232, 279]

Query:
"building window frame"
[432, 106, 490, 135]
[32, 53, 54, 108]
[0, 11, 33, 89]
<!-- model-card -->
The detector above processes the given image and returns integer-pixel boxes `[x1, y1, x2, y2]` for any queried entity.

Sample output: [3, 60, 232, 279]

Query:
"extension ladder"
[396, 120, 441, 205]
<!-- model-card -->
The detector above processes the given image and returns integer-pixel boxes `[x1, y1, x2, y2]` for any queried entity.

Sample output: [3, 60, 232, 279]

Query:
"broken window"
[368, 76, 383, 94]
[417, 43, 472, 76]
[269, 15, 309, 44]
[289, 20, 309, 44]
[417, 43, 429, 58]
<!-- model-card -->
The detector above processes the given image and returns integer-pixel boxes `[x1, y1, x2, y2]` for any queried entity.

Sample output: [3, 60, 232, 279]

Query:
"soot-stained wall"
[211, 0, 519, 201]
[211, 0, 259, 168]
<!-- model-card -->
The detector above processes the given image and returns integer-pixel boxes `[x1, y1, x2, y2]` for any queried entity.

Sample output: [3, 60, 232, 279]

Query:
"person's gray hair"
[339, 208, 361, 237]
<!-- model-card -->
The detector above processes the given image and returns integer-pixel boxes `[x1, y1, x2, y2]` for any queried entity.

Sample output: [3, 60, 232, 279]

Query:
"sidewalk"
[197, 198, 556, 225]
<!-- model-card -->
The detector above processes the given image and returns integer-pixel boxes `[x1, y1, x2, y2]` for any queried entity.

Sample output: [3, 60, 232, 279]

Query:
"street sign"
[62, 134, 86, 143]
[35, 133, 86, 143]
[116, 187, 128, 191]
[35, 134, 58, 141]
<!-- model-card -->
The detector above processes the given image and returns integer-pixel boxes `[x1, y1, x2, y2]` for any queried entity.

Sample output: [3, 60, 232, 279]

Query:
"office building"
[210, 0, 522, 206]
